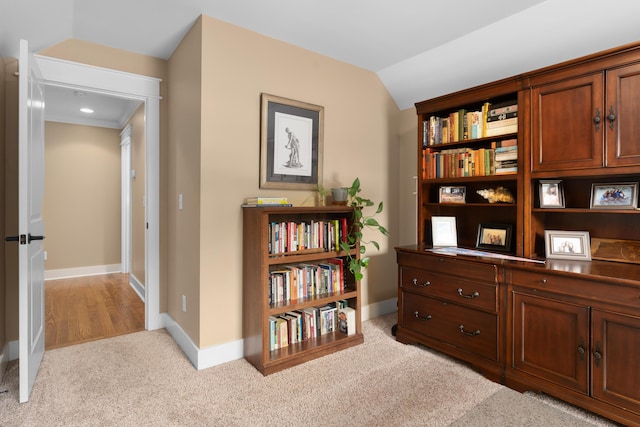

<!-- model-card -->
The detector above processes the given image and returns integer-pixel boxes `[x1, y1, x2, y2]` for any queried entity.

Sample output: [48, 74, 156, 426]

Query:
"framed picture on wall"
[260, 93, 324, 190]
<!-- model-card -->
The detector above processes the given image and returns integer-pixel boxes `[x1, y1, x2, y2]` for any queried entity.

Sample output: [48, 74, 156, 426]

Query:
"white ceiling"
[3, 0, 640, 126]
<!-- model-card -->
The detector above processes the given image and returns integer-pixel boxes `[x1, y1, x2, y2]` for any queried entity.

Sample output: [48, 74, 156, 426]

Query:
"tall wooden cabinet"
[397, 41, 640, 426]
[243, 206, 363, 375]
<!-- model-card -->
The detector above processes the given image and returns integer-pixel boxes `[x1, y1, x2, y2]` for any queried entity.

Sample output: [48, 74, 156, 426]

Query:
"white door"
[18, 39, 46, 403]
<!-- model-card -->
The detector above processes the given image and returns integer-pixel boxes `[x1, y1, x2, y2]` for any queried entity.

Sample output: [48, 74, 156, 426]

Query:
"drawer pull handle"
[413, 311, 432, 321]
[459, 325, 480, 336]
[541, 278, 547, 284]
[412, 278, 430, 287]
[457, 288, 479, 299]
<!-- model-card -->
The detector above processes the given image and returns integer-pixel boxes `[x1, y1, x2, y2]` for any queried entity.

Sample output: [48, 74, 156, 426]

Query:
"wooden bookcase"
[398, 41, 640, 426]
[242, 205, 363, 375]
[416, 77, 526, 255]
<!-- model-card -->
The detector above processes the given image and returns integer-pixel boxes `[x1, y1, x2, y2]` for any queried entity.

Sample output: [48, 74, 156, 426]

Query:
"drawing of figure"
[284, 127, 302, 168]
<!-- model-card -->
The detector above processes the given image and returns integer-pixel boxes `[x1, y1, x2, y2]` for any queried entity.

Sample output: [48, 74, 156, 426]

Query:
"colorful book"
[244, 197, 289, 205]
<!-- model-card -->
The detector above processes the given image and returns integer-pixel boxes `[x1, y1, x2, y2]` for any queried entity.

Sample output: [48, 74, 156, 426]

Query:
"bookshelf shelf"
[243, 205, 363, 375]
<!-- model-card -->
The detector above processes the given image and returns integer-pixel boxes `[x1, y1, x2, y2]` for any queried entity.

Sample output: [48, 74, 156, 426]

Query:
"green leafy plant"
[338, 178, 389, 281]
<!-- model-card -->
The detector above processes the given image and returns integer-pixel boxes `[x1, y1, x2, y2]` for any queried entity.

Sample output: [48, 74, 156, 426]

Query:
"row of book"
[269, 301, 356, 351]
[423, 141, 518, 179]
[269, 258, 345, 305]
[422, 101, 518, 146]
[269, 218, 347, 254]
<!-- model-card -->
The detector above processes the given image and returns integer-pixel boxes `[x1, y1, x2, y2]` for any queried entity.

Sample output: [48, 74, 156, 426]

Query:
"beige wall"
[167, 19, 203, 341]
[168, 17, 399, 348]
[130, 105, 146, 284]
[43, 122, 121, 270]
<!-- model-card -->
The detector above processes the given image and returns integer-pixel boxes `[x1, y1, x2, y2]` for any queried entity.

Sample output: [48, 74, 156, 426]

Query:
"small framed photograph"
[590, 182, 638, 209]
[431, 216, 457, 247]
[545, 230, 591, 261]
[476, 223, 512, 252]
[539, 180, 565, 208]
[439, 186, 466, 204]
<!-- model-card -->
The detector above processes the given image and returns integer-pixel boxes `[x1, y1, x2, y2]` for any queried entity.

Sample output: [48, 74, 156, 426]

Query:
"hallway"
[44, 273, 145, 350]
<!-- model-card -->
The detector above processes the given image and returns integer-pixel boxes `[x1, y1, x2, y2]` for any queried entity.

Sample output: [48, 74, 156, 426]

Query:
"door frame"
[120, 125, 132, 274]
[34, 55, 162, 330]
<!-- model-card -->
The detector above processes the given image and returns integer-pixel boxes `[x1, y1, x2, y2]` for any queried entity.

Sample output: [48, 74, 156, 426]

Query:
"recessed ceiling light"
[80, 107, 94, 114]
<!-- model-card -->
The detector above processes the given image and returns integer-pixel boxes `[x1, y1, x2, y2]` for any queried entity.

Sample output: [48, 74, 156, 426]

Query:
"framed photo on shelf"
[260, 93, 324, 190]
[539, 180, 565, 208]
[476, 223, 512, 252]
[589, 182, 638, 209]
[439, 186, 466, 204]
[544, 230, 591, 261]
[431, 216, 457, 247]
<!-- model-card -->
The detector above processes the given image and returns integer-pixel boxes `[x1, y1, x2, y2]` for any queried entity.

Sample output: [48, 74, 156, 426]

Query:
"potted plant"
[338, 178, 389, 281]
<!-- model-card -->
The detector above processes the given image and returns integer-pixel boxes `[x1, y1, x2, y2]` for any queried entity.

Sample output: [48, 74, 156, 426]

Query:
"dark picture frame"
[260, 93, 324, 190]
[439, 186, 466, 204]
[589, 182, 638, 209]
[539, 179, 565, 208]
[476, 223, 512, 252]
[544, 230, 591, 261]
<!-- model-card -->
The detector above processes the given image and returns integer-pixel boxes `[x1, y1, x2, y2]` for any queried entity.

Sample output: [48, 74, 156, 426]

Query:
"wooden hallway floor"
[45, 273, 145, 350]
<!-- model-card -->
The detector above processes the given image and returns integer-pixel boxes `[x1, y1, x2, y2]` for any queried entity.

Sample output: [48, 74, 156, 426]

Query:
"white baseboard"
[0, 341, 9, 382]
[362, 297, 397, 321]
[162, 297, 398, 371]
[163, 313, 243, 370]
[45, 264, 122, 280]
[129, 274, 144, 301]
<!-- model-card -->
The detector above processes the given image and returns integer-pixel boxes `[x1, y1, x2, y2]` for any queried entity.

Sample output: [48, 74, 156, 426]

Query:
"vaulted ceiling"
[2, 0, 640, 121]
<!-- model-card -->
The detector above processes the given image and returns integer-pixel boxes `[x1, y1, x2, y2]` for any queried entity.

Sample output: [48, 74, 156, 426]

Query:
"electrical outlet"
[182, 295, 187, 312]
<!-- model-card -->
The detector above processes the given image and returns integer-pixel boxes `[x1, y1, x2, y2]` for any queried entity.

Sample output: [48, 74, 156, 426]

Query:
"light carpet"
[0, 314, 619, 426]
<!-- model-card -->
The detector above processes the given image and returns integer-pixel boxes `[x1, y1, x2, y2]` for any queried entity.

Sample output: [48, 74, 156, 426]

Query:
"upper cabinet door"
[531, 73, 604, 173]
[606, 63, 640, 167]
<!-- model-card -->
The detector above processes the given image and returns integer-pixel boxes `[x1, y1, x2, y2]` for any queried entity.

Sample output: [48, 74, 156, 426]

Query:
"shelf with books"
[243, 205, 363, 375]
[416, 82, 523, 256]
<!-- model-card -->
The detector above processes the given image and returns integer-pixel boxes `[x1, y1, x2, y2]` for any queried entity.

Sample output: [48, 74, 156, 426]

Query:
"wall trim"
[362, 297, 397, 321]
[45, 264, 121, 280]
[129, 274, 144, 301]
[163, 298, 398, 371]
[0, 341, 9, 381]
[6, 340, 19, 361]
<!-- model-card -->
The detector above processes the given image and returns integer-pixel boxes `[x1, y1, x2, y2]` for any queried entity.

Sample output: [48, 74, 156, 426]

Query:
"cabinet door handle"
[459, 325, 480, 336]
[593, 342, 602, 368]
[607, 106, 616, 130]
[457, 288, 479, 299]
[413, 311, 432, 321]
[577, 347, 585, 361]
[412, 278, 430, 287]
[593, 108, 601, 131]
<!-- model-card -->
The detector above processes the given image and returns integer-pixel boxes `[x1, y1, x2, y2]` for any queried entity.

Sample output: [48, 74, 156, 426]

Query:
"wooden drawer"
[510, 268, 640, 310]
[401, 292, 499, 361]
[398, 251, 498, 284]
[400, 266, 498, 312]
